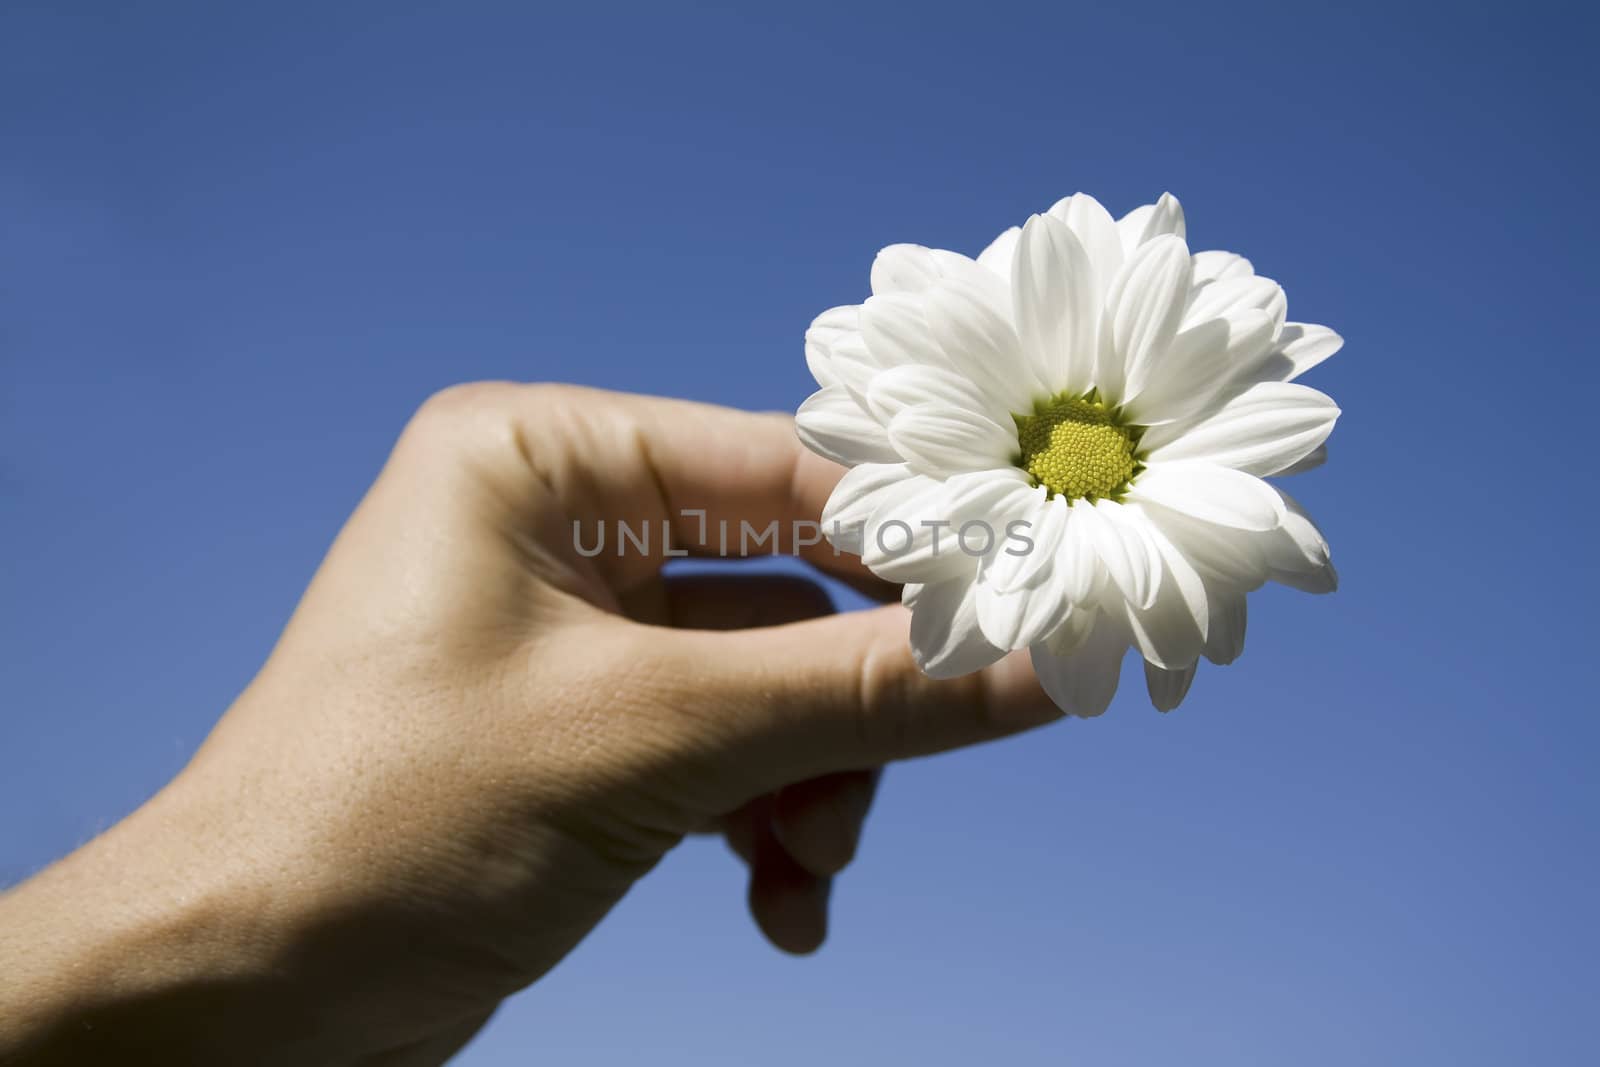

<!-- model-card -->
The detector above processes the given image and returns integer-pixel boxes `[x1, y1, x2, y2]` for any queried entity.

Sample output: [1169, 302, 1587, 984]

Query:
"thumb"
[658, 604, 1064, 784]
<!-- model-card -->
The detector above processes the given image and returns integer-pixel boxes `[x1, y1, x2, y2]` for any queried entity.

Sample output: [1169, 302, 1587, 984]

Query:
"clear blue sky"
[2, 2, 1595, 1063]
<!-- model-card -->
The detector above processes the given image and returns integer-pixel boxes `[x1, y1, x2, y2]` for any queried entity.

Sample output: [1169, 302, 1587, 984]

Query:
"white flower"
[796, 193, 1341, 716]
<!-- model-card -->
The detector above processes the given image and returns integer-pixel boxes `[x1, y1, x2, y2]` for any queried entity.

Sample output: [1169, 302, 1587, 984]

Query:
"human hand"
[0, 384, 1060, 1065]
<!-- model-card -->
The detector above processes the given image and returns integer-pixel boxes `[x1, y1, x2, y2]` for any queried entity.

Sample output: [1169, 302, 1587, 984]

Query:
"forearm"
[0, 781, 306, 1065]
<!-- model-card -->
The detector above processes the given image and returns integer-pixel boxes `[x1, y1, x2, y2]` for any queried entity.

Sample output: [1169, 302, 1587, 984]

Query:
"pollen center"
[1013, 393, 1139, 501]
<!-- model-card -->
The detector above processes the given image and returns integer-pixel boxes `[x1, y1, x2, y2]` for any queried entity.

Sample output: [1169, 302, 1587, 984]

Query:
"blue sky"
[2, 2, 1595, 1063]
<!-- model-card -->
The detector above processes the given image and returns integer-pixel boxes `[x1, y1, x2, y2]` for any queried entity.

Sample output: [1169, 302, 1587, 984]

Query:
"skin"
[0, 384, 1062, 1065]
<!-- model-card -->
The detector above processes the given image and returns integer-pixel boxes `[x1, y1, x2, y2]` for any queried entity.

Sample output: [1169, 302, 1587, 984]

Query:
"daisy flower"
[796, 193, 1340, 716]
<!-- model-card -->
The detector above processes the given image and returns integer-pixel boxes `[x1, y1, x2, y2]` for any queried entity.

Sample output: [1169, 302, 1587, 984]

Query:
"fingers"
[733, 773, 881, 879]
[748, 822, 830, 955]
[479, 384, 893, 595]
[722, 795, 833, 955]
[666, 574, 883, 954]
[719, 771, 880, 955]
[659, 572, 869, 952]
[353, 1008, 496, 1066]
[658, 572, 835, 631]
[772, 769, 880, 876]
[598, 392, 858, 567]
[658, 604, 1062, 785]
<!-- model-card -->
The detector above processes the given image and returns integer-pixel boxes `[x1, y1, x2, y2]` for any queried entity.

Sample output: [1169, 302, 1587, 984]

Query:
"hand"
[0, 384, 1060, 1065]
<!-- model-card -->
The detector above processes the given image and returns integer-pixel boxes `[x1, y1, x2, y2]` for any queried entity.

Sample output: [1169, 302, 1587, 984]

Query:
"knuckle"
[416, 380, 521, 420]
[401, 381, 568, 463]
[410, 380, 576, 431]
[404, 382, 517, 447]
[847, 633, 1004, 759]
[849, 640, 918, 758]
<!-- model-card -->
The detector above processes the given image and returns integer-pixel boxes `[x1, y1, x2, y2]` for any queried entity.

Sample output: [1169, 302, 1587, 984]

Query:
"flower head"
[796, 193, 1340, 716]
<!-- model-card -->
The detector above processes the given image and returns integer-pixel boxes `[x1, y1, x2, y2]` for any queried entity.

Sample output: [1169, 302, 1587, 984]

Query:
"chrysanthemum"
[796, 193, 1340, 716]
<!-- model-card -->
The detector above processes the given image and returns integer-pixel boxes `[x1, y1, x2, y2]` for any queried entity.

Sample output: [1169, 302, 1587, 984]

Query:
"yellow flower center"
[1013, 393, 1140, 501]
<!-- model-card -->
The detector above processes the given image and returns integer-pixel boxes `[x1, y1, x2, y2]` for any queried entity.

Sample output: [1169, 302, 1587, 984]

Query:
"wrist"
[0, 775, 305, 1064]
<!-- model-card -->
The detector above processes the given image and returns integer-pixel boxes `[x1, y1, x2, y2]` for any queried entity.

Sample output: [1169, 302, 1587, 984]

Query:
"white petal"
[976, 570, 1075, 651]
[1270, 488, 1330, 564]
[1117, 192, 1186, 253]
[1191, 250, 1254, 286]
[1264, 323, 1343, 381]
[825, 331, 888, 404]
[1128, 462, 1284, 531]
[1144, 660, 1197, 712]
[1042, 604, 1097, 654]
[1143, 381, 1340, 476]
[821, 462, 915, 528]
[1099, 234, 1192, 406]
[1075, 499, 1158, 609]
[1029, 613, 1127, 717]
[977, 226, 1021, 282]
[923, 279, 1034, 411]
[1183, 275, 1286, 333]
[1122, 309, 1275, 426]
[984, 490, 1065, 594]
[930, 251, 1015, 316]
[1273, 559, 1339, 594]
[924, 277, 1025, 371]
[1146, 518, 1209, 636]
[857, 290, 1024, 421]
[1055, 502, 1103, 605]
[808, 304, 862, 343]
[862, 469, 1032, 584]
[941, 466, 1037, 526]
[866, 363, 1006, 427]
[1122, 517, 1208, 670]
[1133, 499, 1268, 590]
[1203, 592, 1247, 665]
[1151, 192, 1186, 240]
[1262, 487, 1338, 593]
[1117, 205, 1154, 250]
[820, 462, 924, 554]
[871, 244, 945, 295]
[804, 305, 858, 388]
[861, 478, 976, 583]
[1045, 193, 1123, 295]
[887, 403, 1016, 476]
[909, 576, 1006, 679]
[1271, 561, 1338, 595]
[1013, 214, 1098, 395]
[859, 292, 939, 372]
[870, 245, 1010, 305]
[795, 386, 902, 467]
[1266, 443, 1327, 478]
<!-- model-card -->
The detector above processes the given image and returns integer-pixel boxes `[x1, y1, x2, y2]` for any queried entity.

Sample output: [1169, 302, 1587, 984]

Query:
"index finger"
[507, 384, 895, 595]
